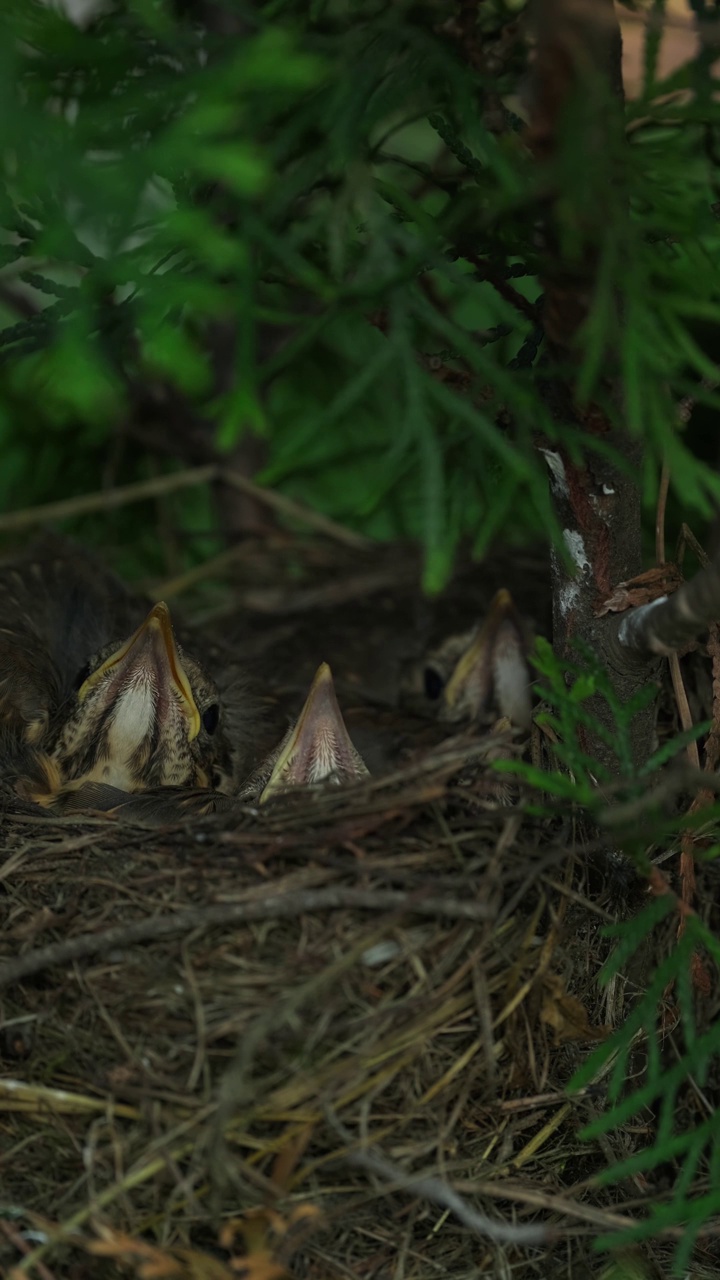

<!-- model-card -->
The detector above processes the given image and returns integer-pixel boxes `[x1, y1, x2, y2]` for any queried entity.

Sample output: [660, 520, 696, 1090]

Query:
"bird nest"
[0, 737, 669, 1280]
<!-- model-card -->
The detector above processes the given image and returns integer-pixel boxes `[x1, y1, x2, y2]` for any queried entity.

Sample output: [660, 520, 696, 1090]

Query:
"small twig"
[655, 461, 670, 565]
[151, 543, 258, 600]
[345, 1148, 549, 1246]
[221, 470, 370, 549]
[155, 564, 412, 611]
[668, 660, 700, 770]
[655, 468, 700, 772]
[656, 479, 711, 949]
[453, 1178, 644, 1234]
[496, 1088, 594, 1113]
[675, 584, 720, 962]
[704, 626, 720, 771]
[0, 466, 216, 533]
[327, 1114, 548, 1246]
[223, 568, 418, 616]
[0, 465, 370, 550]
[464, 251, 539, 323]
[678, 521, 712, 570]
[598, 764, 720, 826]
[0, 888, 492, 989]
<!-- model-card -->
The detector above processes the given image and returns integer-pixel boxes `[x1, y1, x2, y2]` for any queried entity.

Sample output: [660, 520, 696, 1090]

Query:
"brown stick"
[220, 470, 370, 549]
[0, 465, 217, 531]
[0, 464, 370, 549]
[655, 462, 700, 770]
[655, 463, 670, 565]
[328, 1113, 548, 1246]
[0, 888, 492, 989]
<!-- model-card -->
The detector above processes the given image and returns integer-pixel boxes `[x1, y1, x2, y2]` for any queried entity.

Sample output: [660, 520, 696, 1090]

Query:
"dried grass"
[0, 747, 677, 1280]
[0, 537, 704, 1280]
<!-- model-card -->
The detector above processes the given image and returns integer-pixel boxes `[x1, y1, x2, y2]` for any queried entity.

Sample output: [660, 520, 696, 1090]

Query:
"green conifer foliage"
[1, 1, 717, 586]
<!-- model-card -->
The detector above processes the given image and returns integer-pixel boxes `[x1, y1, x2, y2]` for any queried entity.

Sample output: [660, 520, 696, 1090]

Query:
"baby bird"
[0, 540, 246, 810]
[402, 589, 533, 730]
[43, 601, 228, 798]
[43, 664, 370, 823]
[241, 663, 369, 803]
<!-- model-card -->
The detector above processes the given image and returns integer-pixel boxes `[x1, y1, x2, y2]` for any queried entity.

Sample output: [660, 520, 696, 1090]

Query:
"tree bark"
[527, 0, 663, 770]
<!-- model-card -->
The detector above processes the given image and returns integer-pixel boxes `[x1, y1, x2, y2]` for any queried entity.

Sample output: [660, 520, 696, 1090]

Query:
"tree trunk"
[528, 0, 661, 770]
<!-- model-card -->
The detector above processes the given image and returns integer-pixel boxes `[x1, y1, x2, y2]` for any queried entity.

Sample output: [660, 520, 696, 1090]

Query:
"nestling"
[241, 662, 369, 803]
[0, 540, 250, 809]
[402, 589, 533, 730]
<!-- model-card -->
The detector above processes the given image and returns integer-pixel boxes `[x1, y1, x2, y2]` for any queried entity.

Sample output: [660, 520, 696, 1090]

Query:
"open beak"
[260, 663, 369, 803]
[78, 601, 201, 741]
[442, 589, 532, 729]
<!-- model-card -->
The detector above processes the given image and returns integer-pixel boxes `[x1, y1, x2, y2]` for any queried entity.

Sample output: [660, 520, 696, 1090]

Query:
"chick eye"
[202, 703, 220, 735]
[424, 667, 445, 701]
[73, 661, 92, 691]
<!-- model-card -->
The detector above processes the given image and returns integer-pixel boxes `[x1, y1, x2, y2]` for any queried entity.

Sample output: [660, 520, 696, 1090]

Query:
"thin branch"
[150, 543, 268, 601]
[220, 469, 370, 549]
[463, 251, 538, 323]
[345, 1148, 549, 1246]
[0, 464, 370, 549]
[328, 1116, 548, 1247]
[0, 465, 216, 532]
[214, 567, 418, 616]
[655, 461, 700, 770]
[655, 462, 670, 565]
[0, 888, 492, 989]
[598, 764, 720, 826]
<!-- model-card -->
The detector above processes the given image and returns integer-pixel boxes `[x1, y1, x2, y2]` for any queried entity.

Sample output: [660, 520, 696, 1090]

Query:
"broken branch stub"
[617, 557, 720, 657]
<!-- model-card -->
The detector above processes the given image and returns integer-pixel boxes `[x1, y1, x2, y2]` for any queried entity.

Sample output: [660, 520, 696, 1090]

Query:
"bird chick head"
[404, 590, 533, 730]
[242, 662, 369, 804]
[47, 602, 229, 794]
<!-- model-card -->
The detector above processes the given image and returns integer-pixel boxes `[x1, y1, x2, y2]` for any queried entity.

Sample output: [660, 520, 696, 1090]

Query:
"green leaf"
[194, 144, 268, 197]
[141, 325, 211, 394]
[215, 384, 267, 450]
